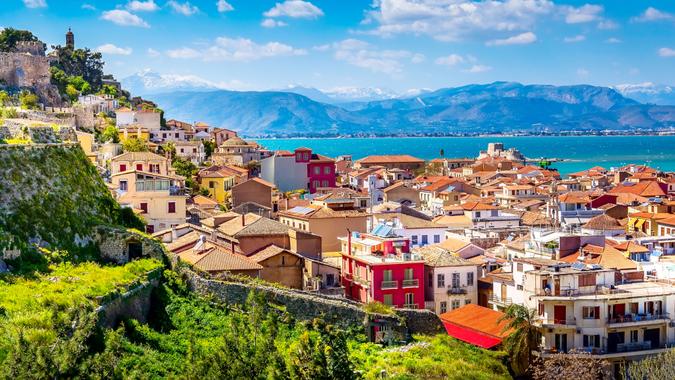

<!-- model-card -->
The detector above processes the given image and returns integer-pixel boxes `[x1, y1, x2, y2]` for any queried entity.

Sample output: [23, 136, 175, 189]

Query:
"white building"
[174, 141, 206, 165]
[115, 107, 161, 131]
[415, 245, 479, 314]
[370, 213, 448, 248]
[260, 150, 309, 192]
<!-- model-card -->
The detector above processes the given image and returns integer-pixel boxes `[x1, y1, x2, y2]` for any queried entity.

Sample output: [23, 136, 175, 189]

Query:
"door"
[128, 242, 143, 261]
[554, 278, 560, 296]
[554, 334, 568, 353]
[607, 332, 625, 353]
[554, 305, 566, 324]
[501, 283, 507, 301]
[644, 328, 660, 349]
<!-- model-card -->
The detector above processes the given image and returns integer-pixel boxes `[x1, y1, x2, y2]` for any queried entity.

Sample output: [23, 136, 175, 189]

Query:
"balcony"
[607, 313, 669, 325]
[540, 341, 675, 358]
[381, 280, 398, 290]
[448, 287, 468, 295]
[402, 279, 419, 288]
[403, 304, 418, 309]
[538, 317, 576, 327]
[489, 295, 512, 307]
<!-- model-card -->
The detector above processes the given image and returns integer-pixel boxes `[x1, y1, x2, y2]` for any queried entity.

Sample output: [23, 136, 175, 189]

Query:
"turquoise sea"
[255, 136, 675, 176]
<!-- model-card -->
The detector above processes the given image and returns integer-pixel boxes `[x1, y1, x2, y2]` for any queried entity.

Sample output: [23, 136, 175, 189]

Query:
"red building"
[339, 226, 425, 309]
[294, 147, 336, 193]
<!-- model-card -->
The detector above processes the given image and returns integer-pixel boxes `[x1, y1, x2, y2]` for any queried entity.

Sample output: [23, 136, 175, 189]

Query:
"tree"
[0, 90, 10, 106]
[203, 140, 216, 159]
[0, 28, 38, 52]
[19, 91, 39, 110]
[532, 350, 611, 380]
[100, 125, 119, 143]
[624, 348, 675, 379]
[499, 304, 541, 377]
[50, 45, 104, 92]
[122, 138, 148, 152]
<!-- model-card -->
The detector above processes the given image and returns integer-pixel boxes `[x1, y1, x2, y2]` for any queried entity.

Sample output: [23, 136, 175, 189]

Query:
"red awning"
[442, 321, 503, 349]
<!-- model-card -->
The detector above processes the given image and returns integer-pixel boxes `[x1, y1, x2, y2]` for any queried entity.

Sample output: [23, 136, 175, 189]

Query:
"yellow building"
[75, 131, 96, 163]
[627, 212, 672, 236]
[110, 170, 187, 233]
[118, 126, 150, 143]
[198, 165, 248, 204]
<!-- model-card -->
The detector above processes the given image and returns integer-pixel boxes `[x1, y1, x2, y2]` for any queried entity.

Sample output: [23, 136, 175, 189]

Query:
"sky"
[1, 0, 675, 92]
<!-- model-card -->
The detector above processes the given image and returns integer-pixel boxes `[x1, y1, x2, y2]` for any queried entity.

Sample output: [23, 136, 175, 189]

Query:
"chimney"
[170, 225, 178, 242]
[241, 214, 246, 227]
[210, 228, 217, 242]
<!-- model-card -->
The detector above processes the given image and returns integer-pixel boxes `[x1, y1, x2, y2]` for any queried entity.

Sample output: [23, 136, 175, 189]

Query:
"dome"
[220, 136, 250, 147]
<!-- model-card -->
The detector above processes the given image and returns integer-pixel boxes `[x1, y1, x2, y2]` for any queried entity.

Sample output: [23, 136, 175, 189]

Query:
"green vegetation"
[50, 67, 92, 101]
[0, 91, 10, 106]
[624, 348, 675, 380]
[0, 145, 146, 257]
[172, 155, 201, 194]
[122, 137, 148, 152]
[363, 301, 395, 315]
[18, 90, 39, 110]
[350, 335, 509, 380]
[499, 304, 540, 377]
[49, 44, 104, 93]
[0, 259, 162, 378]
[0, 28, 38, 52]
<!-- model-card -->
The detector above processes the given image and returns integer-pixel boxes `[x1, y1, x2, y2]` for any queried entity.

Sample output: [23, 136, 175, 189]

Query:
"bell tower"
[66, 28, 74, 49]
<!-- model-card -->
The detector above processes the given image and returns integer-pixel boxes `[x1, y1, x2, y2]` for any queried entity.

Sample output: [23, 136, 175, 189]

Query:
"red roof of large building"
[358, 155, 424, 164]
[440, 304, 512, 349]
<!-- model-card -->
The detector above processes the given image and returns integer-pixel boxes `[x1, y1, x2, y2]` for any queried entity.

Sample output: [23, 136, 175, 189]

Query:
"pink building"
[339, 226, 426, 309]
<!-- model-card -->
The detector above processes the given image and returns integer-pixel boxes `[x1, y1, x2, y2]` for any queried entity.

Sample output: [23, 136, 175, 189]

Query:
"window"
[440, 301, 447, 314]
[139, 202, 148, 213]
[452, 273, 460, 288]
[629, 302, 639, 314]
[136, 164, 143, 171]
[322, 180, 329, 187]
[119, 164, 127, 172]
[312, 180, 320, 189]
[314, 166, 321, 175]
[538, 302, 544, 316]
[467, 272, 474, 286]
[516, 263, 524, 272]
[582, 306, 600, 319]
[119, 180, 128, 191]
[383, 294, 393, 306]
[326, 274, 335, 286]
[383, 270, 393, 282]
[451, 300, 460, 310]
[175, 133, 179, 138]
[421, 235, 428, 245]
[579, 273, 596, 287]
[303, 153, 309, 160]
[411, 235, 418, 245]
[475, 211, 481, 218]
[149, 164, 160, 173]
[180, 148, 184, 153]
[209, 181, 215, 189]
[433, 235, 440, 243]
[630, 330, 638, 343]
[583, 335, 601, 348]
[437, 274, 445, 288]
[404, 293, 414, 306]
[168, 201, 176, 214]
[404, 268, 413, 281]
[465, 299, 471, 305]
[324, 166, 331, 174]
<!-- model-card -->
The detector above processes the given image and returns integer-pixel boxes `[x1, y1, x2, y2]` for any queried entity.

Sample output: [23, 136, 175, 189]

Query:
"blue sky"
[2, 0, 675, 92]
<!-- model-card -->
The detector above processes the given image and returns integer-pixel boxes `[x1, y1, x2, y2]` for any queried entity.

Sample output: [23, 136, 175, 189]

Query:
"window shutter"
[594, 306, 600, 319]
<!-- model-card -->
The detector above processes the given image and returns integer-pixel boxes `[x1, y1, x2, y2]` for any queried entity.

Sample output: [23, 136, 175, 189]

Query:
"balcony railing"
[538, 317, 576, 326]
[403, 304, 418, 309]
[607, 313, 669, 324]
[489, 295, 512, 306]
[534, 286, 629, 297]
[381, 280, 398, 290]
[448, 287, 468, 295]
[402, 279, 419, 288]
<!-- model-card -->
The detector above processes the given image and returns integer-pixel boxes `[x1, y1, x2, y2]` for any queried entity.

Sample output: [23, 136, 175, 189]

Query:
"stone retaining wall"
[96, 268, 162, 328]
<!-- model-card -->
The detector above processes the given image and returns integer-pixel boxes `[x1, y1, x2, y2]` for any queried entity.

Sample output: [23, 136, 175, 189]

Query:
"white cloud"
[264, 0, 323, 19]
[166, 47, 201, 59]
[577, 68, 590, 77]
[330, 38, 418, 74]
[564, 4, 603, 24]
[564, 34, 585, 43]
[434, 54, 464, 66]
[605, 37, 621, 44]
[632, 7, 673, 23]
[364, 0, 558, 42]
[261, 19, 288, 28]
[658, 47, 675, 57]
[23, 0, 46, 8]
[411, 53, 425, 63]
[101, 10, 150, 27]
[597, 20, 618, 30]
[464, 64, 492, 73]
[167, 37, 307, 61]
[127, 0, 158, 12]
[147, 48, 161, 57]
[487, 32, 537, 46]
[217, 0, 234, 13]
[96, 43, 133, 55]
[81, 3, 96, 11]
[168, 1, 199, 16]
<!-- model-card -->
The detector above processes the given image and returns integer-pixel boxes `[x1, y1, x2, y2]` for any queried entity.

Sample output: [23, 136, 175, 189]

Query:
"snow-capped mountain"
[121, 70, 233, 97]
[613, 83, 675, 105]
[281, 85, 400, 104]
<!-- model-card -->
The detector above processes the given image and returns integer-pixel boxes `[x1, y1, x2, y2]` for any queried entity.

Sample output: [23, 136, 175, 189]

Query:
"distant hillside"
[152, 82, 675, 137]
[614, 83, 675, 106]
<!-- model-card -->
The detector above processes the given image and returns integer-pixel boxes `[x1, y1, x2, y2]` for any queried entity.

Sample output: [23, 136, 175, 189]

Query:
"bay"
[254, 135, 675, 176]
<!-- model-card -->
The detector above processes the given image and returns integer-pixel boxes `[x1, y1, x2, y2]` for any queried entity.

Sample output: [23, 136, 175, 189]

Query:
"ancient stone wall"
[0, 52, 63, 106]
[95, 226, 168, 264]
[96, 268, 162, 328]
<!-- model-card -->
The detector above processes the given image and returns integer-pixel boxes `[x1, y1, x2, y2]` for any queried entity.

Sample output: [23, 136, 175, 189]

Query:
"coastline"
[248, 131, 675, 140]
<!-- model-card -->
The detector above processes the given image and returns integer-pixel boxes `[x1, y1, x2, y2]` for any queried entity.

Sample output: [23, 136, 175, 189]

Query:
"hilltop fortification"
[0, 40, 63, 106]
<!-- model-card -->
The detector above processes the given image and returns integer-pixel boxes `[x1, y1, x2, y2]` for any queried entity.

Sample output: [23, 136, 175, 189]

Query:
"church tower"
[66, 28, 74, 49]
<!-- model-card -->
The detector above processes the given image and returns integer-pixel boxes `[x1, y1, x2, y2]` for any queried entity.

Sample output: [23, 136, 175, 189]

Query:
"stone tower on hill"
[66, 28, 74, 49]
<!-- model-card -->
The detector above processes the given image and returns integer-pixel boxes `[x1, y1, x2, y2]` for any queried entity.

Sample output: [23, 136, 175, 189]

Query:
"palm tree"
[499, 304, 541, 378]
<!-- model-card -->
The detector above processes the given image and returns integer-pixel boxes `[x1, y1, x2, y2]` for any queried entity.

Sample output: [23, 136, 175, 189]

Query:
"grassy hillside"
[0, 144, 142, 261]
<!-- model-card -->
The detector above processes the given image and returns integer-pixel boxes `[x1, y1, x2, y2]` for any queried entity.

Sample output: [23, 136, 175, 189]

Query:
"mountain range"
[146, 81, 675, 137]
